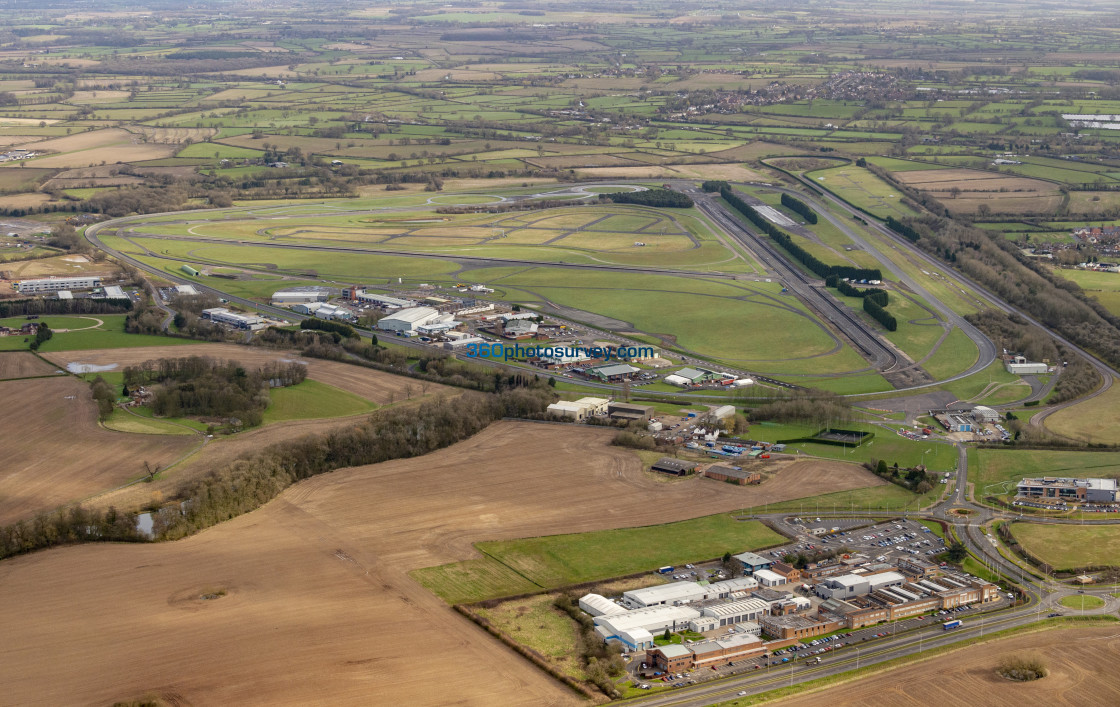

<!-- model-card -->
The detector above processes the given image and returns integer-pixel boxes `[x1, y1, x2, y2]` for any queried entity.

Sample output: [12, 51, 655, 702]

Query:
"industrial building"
[56, 290, 72, 300]
[733, 551, 774, 574]
[650, 458, 699, 476]
[201, 308, 265, 330]
[292, 302, 354, 320]
[700, 598, 769, 628]
[17, 275, 102, 293]
[710, 405, 736, 421]
[1017, 477, 1119, 503]
[377, 307, 449, 333]
[546, 397, 610, 421]
[271, 289, 330, 305]
[593, 605, 701, 649]
[442, 336, 485, 351]
[350, 289, 416, 309]
[176, 284, 200, 296]
[578, 594, 626, 618]
[607, 402, 654, 422]
[815, 571, 905, 599]
[753, 569, 786, 588]
[934, 411, 973, 433]
[971, 405, 1000, 423]
[1004, 355, 1049, 375]
[587, 363, 640, 382]
[98, 285, 127, 299]
[501, 319, 538, 339]
[705, 466, 760, 485]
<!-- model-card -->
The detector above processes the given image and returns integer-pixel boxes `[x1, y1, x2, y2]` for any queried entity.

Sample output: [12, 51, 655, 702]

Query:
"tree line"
[299, 317, 361, 340]
[0, 296, 132, 318]
[719, 186, 881, 281]
[781, 192, 817, 224]
[885, 216, 921, 243]
[604, 188, 693, 208]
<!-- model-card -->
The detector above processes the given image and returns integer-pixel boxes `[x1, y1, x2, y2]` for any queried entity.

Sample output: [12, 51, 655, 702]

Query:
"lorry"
[658, 566, 674, 574]
[943, 619, 963, 630]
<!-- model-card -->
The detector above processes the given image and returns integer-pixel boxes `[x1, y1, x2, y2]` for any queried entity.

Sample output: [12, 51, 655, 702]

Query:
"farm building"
[607, 402, 654, 421]
[1017, 477, 1119, 503]
[587, 363, 640, 382]
[17, 275, 102, 293]
[650, 458, 699, 476]
[705, 466, 760, 485]
[1004, 355, 1048, 375]
[377, 307, 447, 333]
[271, 289, 330, 304]
[733, 551, 774, 574]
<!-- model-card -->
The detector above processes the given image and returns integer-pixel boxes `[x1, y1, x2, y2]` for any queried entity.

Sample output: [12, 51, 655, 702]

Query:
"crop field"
[0, 422, 888, 706]
[0, 376, 200, 525]
[806, 165, 924, 220]
[774, 625, 1120, 707]
[0, 351, 57, 379]
[0, 253, 119, 279]
[1011, 524, 1120, 571]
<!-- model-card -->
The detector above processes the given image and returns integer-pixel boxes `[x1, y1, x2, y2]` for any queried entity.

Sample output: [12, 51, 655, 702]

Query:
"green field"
[262, 378, 376, 423]
[0, 315, 195, 352]
[1012, 523, 1120, 571]
[973, 449, 1120, 499]
[102, 407, 199, 435]
[806, 165, 923, 220]
[412, 515, 783, 605]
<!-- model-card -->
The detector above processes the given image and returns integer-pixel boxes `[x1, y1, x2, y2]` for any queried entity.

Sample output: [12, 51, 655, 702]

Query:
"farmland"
[773, 625, 1120, 707]
[0, 422, 888, 706]
[972, 449, 1120, 500]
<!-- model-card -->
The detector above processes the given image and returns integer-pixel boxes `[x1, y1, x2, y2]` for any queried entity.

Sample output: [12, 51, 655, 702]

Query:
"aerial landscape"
[3, 0, 1120, 705]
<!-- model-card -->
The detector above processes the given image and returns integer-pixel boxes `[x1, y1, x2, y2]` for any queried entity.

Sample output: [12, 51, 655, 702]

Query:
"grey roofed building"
[588, 363, 640, 380]
[733, 551, 774, 573]
[707, 466, 757, 482]
[650, 458, 698, 476]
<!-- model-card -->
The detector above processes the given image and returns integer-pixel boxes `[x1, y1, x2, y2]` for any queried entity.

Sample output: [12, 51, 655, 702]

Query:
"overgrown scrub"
[152, 388, 554, 540]
[997, 653, 1048, 681]
[553, 593, 624, 698]
[748, 389, 852, 427]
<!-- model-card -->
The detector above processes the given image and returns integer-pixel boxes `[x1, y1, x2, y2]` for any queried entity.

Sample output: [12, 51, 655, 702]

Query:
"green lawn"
[973, 449, 1120, 499]
[0, 315, 196, 352]
[262, 378, 376, 423]
[102, 407, 199, 435]
[1012, 524, 1120, 571]
[1060, 595, 1105, 610]
[412, 515, 783, 604]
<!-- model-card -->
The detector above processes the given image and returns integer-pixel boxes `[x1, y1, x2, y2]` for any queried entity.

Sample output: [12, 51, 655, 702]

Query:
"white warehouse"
[578, 593, 627, 618]
[593, 605, 701, 650]
[271, 289, 330, 305]
[18, 276, 102, 293]
[377, 306, 448, 333]
[701, 598, 770, 628]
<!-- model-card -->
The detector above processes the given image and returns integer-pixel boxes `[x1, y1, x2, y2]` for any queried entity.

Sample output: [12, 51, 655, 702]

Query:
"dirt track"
[0, 422, 884, 706]
[775, 626, 1120, 706]
[0, 376, 199, 525]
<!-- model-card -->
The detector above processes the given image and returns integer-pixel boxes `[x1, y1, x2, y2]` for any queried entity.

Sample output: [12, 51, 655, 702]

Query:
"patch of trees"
[123, 356, 308, 428]
[781, 193, 817, 224]
[299, 317, 357, 339]
[748, 389, 852, 427]
[867, 459, 933, 494]
[165, 50, 262, 61]
[701, 180, 730, 192]
[152, 388, 552, 540]
[886, 216, 921, 243]
[28, 322, 51, 350]
[826, 275, 889, 306]
[720, 186, 880, 281]
[605, 189, 693, 208]
[0, 297, 131, 318]
[89, 375, 116, 421]
[863, 296, 897, 331]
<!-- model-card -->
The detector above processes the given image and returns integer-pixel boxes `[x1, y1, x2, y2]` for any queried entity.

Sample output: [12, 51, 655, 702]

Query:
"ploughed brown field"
[0, 376, 199, 525]
[775, 626, 1120, 706]
[0, 422, 883, 706]
[42, 343, 451, 405]
[0, 351, 56, 379]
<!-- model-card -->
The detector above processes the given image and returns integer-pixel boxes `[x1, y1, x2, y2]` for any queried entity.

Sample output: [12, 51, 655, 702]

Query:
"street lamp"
[855, 645, 861, 669]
